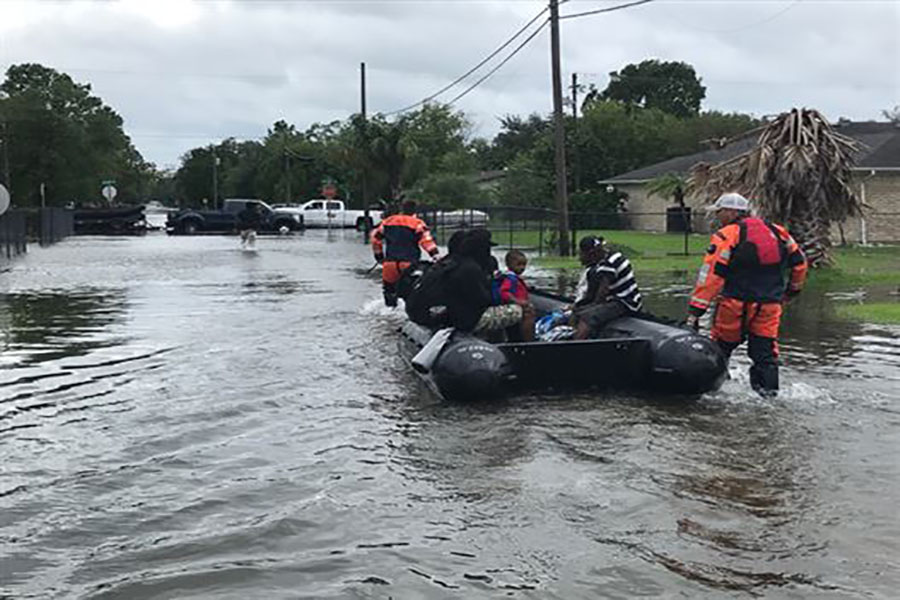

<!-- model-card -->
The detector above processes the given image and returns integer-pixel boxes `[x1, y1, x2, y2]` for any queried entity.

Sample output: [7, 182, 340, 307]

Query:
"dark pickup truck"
[166, 199, 304, 234]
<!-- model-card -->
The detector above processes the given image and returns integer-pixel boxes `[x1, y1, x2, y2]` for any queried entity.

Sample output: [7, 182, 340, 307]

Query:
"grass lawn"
[527, 230, 900, 283]
[835, 303, 900, 325]
[525, 230, 900, 323]
[501, 229, 707, 273]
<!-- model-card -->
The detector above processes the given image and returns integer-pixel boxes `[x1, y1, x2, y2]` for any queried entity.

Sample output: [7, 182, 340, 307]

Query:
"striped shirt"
[575, 251, 643, 312]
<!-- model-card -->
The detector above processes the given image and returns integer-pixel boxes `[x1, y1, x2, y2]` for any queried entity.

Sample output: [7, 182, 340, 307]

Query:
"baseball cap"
[706, 192, 750, 212]
[578, 235, 605, 251]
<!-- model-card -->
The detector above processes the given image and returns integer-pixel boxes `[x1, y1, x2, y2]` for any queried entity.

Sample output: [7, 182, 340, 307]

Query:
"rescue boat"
[400, 290, 728, 402]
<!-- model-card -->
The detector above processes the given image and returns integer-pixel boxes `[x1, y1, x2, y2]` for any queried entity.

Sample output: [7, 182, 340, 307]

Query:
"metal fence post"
[539, 211, 544, 257]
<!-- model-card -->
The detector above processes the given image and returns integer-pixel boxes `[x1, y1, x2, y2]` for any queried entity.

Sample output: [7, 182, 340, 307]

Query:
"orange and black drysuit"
[371, 213, 439, 306]
[688, 216, 808, 395]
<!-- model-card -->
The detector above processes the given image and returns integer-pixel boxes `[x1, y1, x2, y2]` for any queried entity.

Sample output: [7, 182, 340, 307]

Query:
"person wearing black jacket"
[443, 230, 494, 331]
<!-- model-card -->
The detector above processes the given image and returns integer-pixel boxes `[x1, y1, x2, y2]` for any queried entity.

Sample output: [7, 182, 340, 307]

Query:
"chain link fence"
[420, 205, 698, 256]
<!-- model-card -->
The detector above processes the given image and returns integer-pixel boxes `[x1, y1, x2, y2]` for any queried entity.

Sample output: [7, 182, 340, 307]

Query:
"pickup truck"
[167, 198, 304, 234]
[277, 199, 382, 229]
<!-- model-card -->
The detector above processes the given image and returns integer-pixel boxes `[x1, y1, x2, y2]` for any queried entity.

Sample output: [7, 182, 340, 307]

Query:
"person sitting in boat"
[571, 235, 643, 339]
[402, 228, 473, 327]
[490, 249, 535, 341]
[237, 202, 262, 246]
[441, 229, 533, 341]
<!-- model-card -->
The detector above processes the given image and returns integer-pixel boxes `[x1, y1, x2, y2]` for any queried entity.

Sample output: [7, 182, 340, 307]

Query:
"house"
[600, 120, 900, 242]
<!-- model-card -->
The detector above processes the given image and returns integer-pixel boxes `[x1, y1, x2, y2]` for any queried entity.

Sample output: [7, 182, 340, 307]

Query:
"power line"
[446, 20, 549, 106]
[560, 0, 654, 20]
[383, 6, 549, 115]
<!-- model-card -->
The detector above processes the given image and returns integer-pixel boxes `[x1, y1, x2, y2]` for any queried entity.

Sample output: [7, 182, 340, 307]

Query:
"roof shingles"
[605, 121, 900, 183]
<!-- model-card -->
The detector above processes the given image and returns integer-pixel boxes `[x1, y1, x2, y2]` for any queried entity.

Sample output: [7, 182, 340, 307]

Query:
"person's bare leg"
[574, 319, 591, 340]
[520, 306, 535, 342]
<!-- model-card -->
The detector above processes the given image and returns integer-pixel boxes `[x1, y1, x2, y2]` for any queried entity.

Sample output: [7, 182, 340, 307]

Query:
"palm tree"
[646, 173, 687, 207]
[646, 173, 690, 254]
[687, 108, 862, 266]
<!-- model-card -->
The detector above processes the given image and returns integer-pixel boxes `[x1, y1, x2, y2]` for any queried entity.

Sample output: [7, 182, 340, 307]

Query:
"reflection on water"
[1, 236, 898, 599]
[0, 289, 128, 365]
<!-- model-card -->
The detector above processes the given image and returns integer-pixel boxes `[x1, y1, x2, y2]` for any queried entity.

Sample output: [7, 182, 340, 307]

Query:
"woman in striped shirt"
[572, 235, 643, 340]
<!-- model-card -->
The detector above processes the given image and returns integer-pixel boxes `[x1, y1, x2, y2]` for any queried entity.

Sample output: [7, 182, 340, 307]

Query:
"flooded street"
[2, 233, 899, 599]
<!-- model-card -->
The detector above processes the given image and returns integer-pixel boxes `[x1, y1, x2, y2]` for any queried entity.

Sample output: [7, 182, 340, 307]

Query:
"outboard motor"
[651, 331, 728, 394]
[431, 334, 512, 402]
[601, 317, 728, 395]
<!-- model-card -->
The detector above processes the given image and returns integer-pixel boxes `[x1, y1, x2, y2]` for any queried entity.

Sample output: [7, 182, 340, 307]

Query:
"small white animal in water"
[240, 230, 257, 250]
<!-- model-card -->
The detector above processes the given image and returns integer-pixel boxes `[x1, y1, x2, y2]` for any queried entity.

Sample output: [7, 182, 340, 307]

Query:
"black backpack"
[404, 258, 458, 327]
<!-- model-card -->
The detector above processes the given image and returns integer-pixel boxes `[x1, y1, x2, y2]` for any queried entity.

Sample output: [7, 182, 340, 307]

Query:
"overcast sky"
[1, 0, 897, 169]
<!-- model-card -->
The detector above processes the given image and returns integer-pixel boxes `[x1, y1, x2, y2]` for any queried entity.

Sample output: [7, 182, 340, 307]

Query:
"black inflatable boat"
[400, 290, 727, 401]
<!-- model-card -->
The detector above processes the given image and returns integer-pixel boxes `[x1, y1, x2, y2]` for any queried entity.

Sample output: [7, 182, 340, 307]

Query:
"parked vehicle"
[74, 205, 147, 235]
[423, 209, 490, 229]
[280, 199, 382, 229]
[166, 199, 303, 234]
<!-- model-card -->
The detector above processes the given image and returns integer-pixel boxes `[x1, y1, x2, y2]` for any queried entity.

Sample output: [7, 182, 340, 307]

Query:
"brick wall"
[835, 173, 900, 243]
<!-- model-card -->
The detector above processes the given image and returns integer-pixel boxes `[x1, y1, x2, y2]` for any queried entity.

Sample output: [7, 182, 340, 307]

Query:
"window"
[326, 202, 342, 210]
[306, 202, 324, 210]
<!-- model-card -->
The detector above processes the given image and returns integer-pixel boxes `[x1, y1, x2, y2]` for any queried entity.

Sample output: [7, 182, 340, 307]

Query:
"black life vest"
[724, 217, 789, 302]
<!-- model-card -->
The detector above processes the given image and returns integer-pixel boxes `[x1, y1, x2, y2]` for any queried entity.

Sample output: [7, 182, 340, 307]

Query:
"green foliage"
[586, 59, 707, 118]
[416, 173, 486, 209]
[478, 114, 550, 170]
[645, 173, 686, 206]
[493, 151, 552, 208]
[0, 63, 153, 206]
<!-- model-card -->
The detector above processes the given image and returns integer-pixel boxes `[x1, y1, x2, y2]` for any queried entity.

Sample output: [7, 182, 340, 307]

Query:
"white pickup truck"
[284, 199, 383, 229]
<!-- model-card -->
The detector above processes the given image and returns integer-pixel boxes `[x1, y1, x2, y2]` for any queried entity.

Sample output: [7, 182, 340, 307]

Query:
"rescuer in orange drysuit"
[371, 199, 439, 307]
[686, 193, 808, 396]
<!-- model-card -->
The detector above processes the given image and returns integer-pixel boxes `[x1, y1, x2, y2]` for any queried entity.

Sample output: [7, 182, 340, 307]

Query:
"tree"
[688, 108, 862, 266]
[883, 105, 900, 123]
[646, 173, 686, 207]
[417, 173, 485, 209]
[0, 63, 153, 206]
[481, 114, 549, 170]
[585, 59, 706, 119]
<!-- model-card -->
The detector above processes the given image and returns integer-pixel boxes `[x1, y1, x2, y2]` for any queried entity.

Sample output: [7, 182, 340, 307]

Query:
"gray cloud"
[1, 0, 897, 168]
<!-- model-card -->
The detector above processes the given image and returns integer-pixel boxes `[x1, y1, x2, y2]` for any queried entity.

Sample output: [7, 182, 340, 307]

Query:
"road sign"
[0, 184, 9, 216]
[101, 185, 118, 202]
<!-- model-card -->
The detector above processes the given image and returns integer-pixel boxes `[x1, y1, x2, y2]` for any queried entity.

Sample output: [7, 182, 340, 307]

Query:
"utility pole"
[212, 151, 218, 209]
[550, 0, 570, 256]
[284, 146, 291, 204]
[361, 61, 371, 243]
[571, 72, 580, 194]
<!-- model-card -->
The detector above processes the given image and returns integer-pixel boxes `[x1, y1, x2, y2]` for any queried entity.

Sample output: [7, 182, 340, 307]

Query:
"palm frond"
[686, 108, 864, 265]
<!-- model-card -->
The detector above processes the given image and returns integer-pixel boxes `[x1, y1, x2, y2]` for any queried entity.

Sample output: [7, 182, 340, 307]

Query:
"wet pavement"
[1, 232, 899, 599]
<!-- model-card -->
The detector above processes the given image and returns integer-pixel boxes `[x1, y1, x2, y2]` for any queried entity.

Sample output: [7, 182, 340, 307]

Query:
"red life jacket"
[723, 217, 789, 302]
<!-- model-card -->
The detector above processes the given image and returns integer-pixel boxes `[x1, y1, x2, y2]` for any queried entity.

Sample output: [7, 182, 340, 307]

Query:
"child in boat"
[493, 249, 530, 307]
[482, 249, 534, 341]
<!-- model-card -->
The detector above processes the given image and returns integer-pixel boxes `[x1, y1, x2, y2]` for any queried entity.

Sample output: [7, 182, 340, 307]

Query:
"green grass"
[492, 228, 708, 257]
[527, 231, 900, 284]
[835, 303, 900, 325]
[812, 245, 900, 286]
[506, 229, 706, 274]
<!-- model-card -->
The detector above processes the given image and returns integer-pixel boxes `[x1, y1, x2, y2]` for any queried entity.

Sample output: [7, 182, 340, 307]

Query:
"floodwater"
[1, 233, 898, 599]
